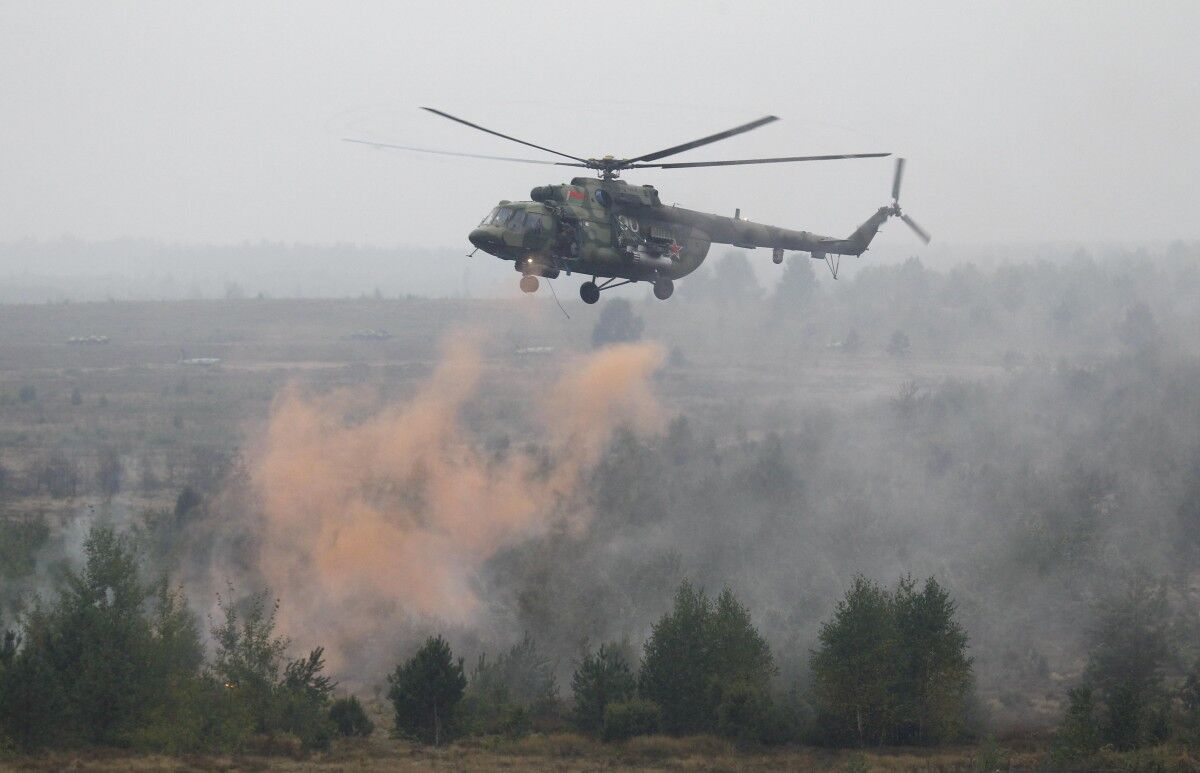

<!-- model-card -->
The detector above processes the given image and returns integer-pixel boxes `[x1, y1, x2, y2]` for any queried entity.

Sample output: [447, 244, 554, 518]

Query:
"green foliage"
[602, 698, 661, 741]
[43, 526, 154, 744]
[811, 575, 897, 746]
[0, 522, 337, 755]
[0, 514, 50, 580]
[891, 576, 974, 744]
[388, 635, 466, 745]
[0, 527, 225, 751]
[639, 581, 718, 734]
[638, 581, 775, 736]
[210, 588, 288, 734]
[329, 695, 374, 738]
[716, 680, 775, 744]
[500, 703, 532, 739]
[1053, 686, 1102, 763]
[572, 641, 636, 735]
[810, 574, 973, 747]
[278, 648, 336, 750]
[1056, 577, 1174, 754]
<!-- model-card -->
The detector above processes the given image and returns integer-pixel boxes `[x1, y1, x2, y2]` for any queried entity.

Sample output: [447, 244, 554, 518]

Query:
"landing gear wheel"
[519, 275, 539, 294]
[653, 278, 674, 300]
[580, 281, 600, 304]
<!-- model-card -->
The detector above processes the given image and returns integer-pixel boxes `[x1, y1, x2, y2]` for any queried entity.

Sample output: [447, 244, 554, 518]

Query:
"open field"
[0, 295, 1003, 535]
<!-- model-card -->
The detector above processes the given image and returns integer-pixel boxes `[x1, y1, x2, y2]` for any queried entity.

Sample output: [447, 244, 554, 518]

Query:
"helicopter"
[346, 109, 930, 303]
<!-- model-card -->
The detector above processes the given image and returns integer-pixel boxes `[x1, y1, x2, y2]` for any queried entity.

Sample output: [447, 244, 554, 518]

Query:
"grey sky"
[2, 1, 1197, 252]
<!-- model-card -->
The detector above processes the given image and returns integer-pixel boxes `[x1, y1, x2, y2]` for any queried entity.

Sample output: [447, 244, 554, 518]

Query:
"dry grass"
[0, 734, 1067, 772]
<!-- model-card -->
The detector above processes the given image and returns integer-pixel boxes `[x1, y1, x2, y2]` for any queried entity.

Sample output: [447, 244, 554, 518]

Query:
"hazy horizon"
[3, 1, 1198, 256]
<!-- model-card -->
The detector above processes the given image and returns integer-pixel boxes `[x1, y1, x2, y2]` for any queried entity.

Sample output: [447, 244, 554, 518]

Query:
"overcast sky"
[2, 1, 1198, 253]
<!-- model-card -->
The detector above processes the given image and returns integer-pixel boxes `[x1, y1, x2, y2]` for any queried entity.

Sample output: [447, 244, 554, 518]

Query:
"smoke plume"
[247, 333, 664, 670]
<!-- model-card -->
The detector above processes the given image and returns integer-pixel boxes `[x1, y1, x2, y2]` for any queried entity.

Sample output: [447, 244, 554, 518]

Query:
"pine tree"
[638, 580, 715, 734]
[571, 641, 636, 734]
[388, 635, 466, 745]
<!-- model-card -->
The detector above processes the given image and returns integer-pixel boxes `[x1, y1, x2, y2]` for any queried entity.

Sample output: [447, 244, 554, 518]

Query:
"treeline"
[1052, 577, 1200, 766]
[384, 577, 974, 748]
[0, 526, 370, 753]
[6, 524, 1200, 763]
[0, 522, 977, 754]
[673, 243, 1200, 363]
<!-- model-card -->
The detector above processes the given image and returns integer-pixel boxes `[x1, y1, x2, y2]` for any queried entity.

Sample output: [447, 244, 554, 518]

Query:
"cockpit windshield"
[480, 206, 550, 233]
[481, 206, 513, 227]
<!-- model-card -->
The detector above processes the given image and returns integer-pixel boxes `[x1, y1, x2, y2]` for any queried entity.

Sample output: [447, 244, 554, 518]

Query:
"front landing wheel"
[653, 278, 674, 300]
[580, 282, 600, 304]
[519, 275, 539, 294]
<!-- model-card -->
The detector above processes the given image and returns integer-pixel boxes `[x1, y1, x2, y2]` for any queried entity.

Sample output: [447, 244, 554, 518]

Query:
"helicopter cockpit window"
[480, 207, 500, 226]
[506, 209, 526, 230]
[490, 207, 513, 226]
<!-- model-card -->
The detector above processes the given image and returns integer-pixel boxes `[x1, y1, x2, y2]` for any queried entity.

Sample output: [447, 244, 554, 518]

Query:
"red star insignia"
[669, 241, 682, 257]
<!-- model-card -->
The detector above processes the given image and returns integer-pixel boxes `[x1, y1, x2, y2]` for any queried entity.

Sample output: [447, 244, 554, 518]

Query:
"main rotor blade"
[420, 107, 589, 164]
[630, 152, 890, 169]
[900, 213, 931, 244]
[342, 138, 585, 166]
[625, 115, 779, 164]
[892, 157, 906, 202]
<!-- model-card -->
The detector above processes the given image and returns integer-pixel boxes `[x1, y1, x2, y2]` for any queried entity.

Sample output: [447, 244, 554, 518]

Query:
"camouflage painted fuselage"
[467, 177, 890, 281]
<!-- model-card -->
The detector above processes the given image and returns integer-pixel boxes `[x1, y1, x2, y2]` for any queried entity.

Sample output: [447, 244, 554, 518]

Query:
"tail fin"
[842, 207, 892, 255]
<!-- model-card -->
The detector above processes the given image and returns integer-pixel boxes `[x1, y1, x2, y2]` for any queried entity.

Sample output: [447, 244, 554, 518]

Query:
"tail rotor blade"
[900, 213, 931, 244]
[891, 157, 906, 203]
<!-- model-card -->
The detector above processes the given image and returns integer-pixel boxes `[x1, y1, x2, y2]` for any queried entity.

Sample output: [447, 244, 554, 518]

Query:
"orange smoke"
[249, 334, 664, 666]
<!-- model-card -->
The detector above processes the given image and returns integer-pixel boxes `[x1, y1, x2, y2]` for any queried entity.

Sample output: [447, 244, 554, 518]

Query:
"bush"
[716, 681, 774, 744]
[602, 699, 661, 741]
[329, 696, 374, 738]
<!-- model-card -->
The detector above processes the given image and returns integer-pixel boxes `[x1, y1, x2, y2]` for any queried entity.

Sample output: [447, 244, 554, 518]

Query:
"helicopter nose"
[468, 228, 495, 250]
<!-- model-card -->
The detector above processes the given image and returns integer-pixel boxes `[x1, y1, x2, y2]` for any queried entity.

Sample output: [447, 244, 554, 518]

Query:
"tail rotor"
[888, 157, 931, 244]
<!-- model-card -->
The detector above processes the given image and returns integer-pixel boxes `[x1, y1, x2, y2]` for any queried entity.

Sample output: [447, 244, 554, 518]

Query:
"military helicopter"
[346, 108, 930, 303]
